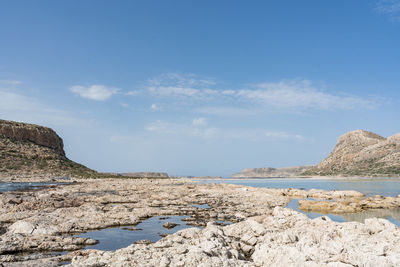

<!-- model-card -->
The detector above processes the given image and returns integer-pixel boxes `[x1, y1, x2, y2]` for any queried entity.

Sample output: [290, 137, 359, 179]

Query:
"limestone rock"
[233, 166, 313, 178]
[0, 119, 65, 156]
[0, 119, 97, 178]
[304, 129, 400, 177]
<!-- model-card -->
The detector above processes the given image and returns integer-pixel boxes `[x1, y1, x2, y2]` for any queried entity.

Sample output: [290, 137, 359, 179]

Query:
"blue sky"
[1, 0, 400, 176]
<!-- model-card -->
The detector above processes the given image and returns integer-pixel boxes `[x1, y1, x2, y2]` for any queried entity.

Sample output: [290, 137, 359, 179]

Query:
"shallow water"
[192, 203, 210, 209]
[196, 178, 400, 197]
[197, 178, 400, 226]
[0, 182, 68, 192]
[285, 199, 400, 226]
[76, 216, 197, 251]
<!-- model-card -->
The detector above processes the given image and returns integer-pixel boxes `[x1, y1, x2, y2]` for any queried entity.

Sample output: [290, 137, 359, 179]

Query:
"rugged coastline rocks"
[298, 194, 400, 214]
[70, 207, 400, 266]
[1, 178, 400, 266]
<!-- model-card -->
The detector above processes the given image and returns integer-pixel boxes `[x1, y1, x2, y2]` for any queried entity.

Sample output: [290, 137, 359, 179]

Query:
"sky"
[1, 0, 400, 177]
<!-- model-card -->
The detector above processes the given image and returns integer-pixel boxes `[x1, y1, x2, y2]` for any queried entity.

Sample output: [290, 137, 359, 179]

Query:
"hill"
[303, 130, 400, 177]
[232, 166, 312, 178]
[0, 119, 98, 178]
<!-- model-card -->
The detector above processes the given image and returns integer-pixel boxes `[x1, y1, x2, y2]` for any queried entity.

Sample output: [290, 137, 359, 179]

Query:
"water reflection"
[76, 215, 197, 251]
[341, 208, 400, 224]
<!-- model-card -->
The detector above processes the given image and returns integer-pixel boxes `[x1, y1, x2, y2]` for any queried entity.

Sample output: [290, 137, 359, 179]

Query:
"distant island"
[232, 166, 312, 178]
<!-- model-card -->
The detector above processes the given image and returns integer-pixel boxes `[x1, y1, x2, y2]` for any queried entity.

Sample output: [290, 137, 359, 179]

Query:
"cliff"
[232, 166, 312, 178]
[303, 130, 400, 177]
[0, 119, 97, 178]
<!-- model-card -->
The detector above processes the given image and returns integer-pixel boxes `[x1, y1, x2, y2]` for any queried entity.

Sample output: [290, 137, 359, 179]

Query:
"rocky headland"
[0, 119, 98, 179]
[120, 172, 169, 178]
[232, 166, 312, 178]
[303, 130, 400, 177]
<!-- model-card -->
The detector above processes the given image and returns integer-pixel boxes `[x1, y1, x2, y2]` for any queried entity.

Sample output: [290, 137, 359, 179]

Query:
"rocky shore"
[0, 178, 400, 266]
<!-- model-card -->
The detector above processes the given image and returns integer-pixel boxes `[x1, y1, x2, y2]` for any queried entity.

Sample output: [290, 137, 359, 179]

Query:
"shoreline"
[1, 178, 400, 266]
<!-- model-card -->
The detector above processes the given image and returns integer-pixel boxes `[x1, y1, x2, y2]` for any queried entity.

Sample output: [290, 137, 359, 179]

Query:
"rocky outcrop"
[121, 172, 169, 178]
[303, 130, 400, 177]
[2, 178, 400, 266]
[0, 119, 65, 156]
[232, 166, 312, 178]
[0, 119, 97, 178]
[70, 207, 400, 267]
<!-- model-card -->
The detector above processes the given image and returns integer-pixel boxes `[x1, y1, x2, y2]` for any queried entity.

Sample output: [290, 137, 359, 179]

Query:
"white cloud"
[150, 103, 162, 111]
[145, 119, 302, 141]
[192, 117, 207, 126]
[148, 86, 199, 97]
[147, 73, 217, 98]
[237, 80, 375, 110]
[126, 90, 139, 96]
[146, 73, 379, 111]
[70, 85, 119, 101]
[149, 73, 216, 87]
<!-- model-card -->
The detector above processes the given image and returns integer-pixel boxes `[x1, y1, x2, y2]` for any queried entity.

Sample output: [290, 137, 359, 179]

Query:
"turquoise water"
[196, 178, 400, 197]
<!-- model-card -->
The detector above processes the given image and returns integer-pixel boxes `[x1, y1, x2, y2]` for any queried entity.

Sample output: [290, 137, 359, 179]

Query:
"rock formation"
[121, 172, 169, 178]
[303, 129, 400, 177]
[0, 119, 65, 156]
[0, 119, 97, 178]
[232, 166, 312, 178]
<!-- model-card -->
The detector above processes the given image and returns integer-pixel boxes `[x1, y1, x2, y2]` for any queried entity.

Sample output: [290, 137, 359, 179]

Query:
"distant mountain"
[0, 119, 97, 178]
[302, 130, 400, 177]
[232, 166, 312, 178]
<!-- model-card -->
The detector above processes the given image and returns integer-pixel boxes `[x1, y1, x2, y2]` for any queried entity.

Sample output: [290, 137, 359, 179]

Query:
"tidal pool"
[0, 181, 70, 192]
[76, 215, 198, 251]
[285, 199, 400, 227]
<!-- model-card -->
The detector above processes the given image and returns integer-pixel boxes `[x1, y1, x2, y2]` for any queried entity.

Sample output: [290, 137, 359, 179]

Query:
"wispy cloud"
[237, 80, 377, 110]
[376, 0, 400, 20]
[147, 73, 217, 98]
[0, 80, 22, 86]
[192, 117, 207, 126]
[126, 90, 139, 96]
[150, 103, 162, 111]
[145, 119, 303, 142]
[70, 85, 119, 101]
[145, 73, 380, 112]
[0, 90, 87, 127]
